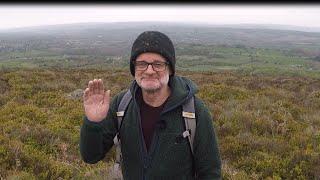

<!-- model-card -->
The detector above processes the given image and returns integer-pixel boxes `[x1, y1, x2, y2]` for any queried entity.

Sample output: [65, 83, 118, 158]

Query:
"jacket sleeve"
[79, 94, 120, 164]
[193, 97, 222, 179]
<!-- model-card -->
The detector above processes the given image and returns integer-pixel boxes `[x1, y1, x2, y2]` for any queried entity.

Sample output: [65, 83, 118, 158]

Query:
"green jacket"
[80, 76, 221, 180]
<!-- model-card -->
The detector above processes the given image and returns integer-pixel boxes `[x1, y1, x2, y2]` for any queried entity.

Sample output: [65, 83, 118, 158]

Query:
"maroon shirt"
[137, 90, 167, 152]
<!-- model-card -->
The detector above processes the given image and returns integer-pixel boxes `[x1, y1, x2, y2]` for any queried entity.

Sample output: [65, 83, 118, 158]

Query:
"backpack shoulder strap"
[116, 89, 132, 130]
[113, 89, 132, 167]
[182, 96, 196, 155]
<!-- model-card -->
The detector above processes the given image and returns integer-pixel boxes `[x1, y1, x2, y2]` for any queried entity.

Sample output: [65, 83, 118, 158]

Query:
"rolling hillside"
[0, 22, 320, 179]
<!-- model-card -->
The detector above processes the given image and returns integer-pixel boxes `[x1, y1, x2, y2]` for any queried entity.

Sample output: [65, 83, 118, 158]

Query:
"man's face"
[134, 52, 171, 93]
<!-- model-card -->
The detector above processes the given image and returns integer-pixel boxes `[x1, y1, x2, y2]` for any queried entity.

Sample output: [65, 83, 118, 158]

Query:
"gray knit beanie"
[130, 31, 175, 76]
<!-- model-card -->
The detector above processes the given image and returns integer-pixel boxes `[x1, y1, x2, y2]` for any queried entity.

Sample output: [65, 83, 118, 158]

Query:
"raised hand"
[83, 79, 111, 122]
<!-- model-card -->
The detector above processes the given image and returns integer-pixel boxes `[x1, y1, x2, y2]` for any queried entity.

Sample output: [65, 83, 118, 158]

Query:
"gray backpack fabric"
[111, 89, 196, 179]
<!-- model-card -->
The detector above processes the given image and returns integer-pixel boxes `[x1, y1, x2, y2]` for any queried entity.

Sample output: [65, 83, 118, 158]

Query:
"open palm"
[83, 79, 111, 122]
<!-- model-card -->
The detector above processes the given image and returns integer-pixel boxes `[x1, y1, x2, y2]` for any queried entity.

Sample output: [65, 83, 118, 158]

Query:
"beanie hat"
[130, 31, 175, 76]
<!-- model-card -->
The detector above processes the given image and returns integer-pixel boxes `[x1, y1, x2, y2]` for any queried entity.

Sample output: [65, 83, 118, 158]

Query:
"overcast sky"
[0, 5, 320, 30]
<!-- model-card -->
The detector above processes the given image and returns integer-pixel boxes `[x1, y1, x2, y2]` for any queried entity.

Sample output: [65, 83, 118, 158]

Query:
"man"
[80, 31, 221, 179]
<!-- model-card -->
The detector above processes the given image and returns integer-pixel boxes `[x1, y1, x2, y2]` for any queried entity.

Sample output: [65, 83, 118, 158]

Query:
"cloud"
[0, 5, 320, 29]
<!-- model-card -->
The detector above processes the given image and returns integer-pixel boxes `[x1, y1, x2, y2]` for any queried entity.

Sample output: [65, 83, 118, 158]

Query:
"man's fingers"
[86, 78, 105, 96]
[83, 88, 91, 103]
[98, 79, 105, 94]
[88, 81, 94, 95]
[93, 79, 99, 94]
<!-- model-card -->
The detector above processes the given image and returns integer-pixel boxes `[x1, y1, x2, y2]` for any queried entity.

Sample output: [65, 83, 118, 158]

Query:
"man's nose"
[145, 64, 155, 73]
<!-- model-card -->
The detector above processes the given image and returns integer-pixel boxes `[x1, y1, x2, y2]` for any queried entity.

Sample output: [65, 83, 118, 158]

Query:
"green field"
[1, 44, 320, 78]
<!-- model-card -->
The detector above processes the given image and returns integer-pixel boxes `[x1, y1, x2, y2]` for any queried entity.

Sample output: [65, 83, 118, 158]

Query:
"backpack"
[110, 89, 196, 179]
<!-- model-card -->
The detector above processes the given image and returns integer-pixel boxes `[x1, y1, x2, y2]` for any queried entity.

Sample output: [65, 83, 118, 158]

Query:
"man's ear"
[169, 67, 173, 76]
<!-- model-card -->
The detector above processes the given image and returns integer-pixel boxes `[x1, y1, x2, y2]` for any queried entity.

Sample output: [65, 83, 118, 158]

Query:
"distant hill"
[1, 22, 320, 57]
[215, 23, 320, 33]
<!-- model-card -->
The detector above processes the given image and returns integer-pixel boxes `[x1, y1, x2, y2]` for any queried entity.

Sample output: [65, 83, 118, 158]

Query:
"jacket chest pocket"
[157, 132, 192, 170]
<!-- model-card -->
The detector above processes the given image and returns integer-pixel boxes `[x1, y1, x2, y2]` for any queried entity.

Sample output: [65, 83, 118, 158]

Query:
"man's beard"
[137, 74, 169, 94]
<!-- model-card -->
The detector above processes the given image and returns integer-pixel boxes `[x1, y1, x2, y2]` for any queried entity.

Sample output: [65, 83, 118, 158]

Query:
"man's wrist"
[83, 116, 105, 129]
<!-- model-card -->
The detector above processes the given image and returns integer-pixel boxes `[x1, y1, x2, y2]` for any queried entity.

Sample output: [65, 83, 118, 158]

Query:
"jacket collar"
[129, 75, 198, 113]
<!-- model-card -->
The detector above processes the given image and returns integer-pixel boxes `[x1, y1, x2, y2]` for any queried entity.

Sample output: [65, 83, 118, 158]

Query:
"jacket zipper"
[131, 82, 194, 179]
[134, 99, 147, 180]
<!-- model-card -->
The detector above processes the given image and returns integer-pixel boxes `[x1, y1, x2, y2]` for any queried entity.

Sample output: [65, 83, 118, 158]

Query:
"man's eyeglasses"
[134, 61, 169, 72]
